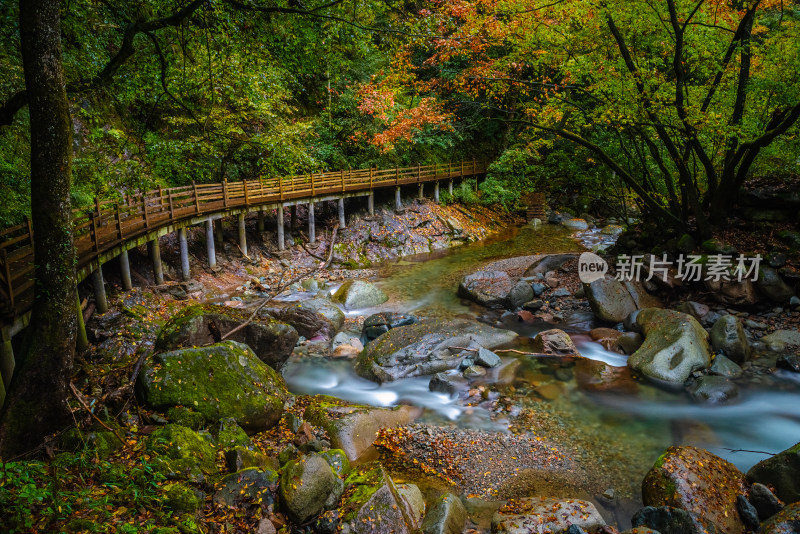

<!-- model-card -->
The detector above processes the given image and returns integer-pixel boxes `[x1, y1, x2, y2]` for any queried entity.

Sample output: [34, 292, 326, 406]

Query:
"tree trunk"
[0, 0, 77, 459]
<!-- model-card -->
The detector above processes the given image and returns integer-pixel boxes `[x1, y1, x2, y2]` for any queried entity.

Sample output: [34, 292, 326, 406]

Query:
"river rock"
[778, 355, 800, 373]
[531, 329, 581, 357]
[280, 453, 343, 524]
[749, 482, 784, 520]
[304, 396, 420, 460]
[628, 309, 712, 385]
[475, 347, 501, 368]
[759, 502, 800, 533]
[337, 462, 420, 534]
[137, 341, 288, 433]
[332, 280, 388, 310]
[491, 497, 606, 533]
[355, 318, 517, 383]
[709, 354, 743, 378]
[757, 267, 796, 303]
[618, 332, 644, 354]
[429, 371, 469, 396]
[397, 484, 425, 528]
[225, 447, 279, 473]
[155, 304, 298, 370]
[584, 278, 637, 323]
[590, 327, 623, 352]
[760, 330, 800, 352]
[457, 270, 518, 309]
[642, 446, 746, 534]
[747, 441, 800, 505]
[213, 467, 278, 508]
[422, 493, 466, 534]
[361, 312, 418, 344]
[524, 254, 576, 276]
[632, 506, 719, 534]
[562, 218, 589, 231]
[463, 365, 486, 378]
[261, 298, 344, 339]
[145, 424, 218, 482]
[688, 376, 739, 404]
[705, 278, 759, 306]
[677, 301, 711, 321]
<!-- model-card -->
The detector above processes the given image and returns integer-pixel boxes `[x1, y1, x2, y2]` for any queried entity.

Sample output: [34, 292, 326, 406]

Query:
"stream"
[282, 223, 800, 505]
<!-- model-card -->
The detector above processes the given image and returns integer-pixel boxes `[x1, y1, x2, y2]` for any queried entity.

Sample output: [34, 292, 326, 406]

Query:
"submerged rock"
[331, 280, 388, 310]
[747, 441, 800, 505]
[688, 376, 739, 404]
[642, 446, 746, 534]
[429, 371, 469, 396]
[491, 497, 606, 534]
[523, 254, 576, 276]
[355, 318, 517, 383]
[628, 309, 711, 385]
[155, 304, 298, 370]
[361, 312, 418, 345]
[304, 396, 420, 461]
[137, 341, 288, 433]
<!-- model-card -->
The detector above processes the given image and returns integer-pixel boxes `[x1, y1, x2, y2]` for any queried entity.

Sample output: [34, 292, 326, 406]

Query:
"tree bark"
[0, 0, 77, 459]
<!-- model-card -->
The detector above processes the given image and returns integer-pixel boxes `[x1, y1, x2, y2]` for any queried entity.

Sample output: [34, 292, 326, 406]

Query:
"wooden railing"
[0, 160, 487, 320]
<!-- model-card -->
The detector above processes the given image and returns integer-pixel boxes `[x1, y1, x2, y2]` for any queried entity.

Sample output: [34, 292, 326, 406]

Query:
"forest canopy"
[1, 0, 799, 230]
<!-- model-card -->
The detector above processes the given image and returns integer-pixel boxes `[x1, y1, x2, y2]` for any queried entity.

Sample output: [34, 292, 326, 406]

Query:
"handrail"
[0, 160, 487, 320]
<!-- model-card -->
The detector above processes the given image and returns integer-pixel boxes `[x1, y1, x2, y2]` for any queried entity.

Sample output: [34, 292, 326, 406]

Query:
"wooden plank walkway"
[0, 160, 487, 320]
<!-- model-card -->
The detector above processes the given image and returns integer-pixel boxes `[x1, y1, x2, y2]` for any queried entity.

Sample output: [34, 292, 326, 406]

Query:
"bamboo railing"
[0, 160, 487, 319]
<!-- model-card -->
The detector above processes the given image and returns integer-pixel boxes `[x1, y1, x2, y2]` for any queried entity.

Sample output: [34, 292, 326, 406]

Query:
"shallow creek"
[282, 223, 800, 508]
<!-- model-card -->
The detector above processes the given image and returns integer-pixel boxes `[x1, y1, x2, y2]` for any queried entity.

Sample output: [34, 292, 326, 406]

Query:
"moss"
[319, 449, 351, 478]
[339, 462, 388, 521]
[162, 483, 202, 514]
[145, 424, 218, 481]
[61, 427, 123, 459]
[166, 407, 207, 430]
[216, 419, 253, 450]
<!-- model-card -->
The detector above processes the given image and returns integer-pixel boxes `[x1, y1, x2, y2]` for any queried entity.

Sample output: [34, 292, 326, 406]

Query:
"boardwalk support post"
[277, 205, 285, 251]
[149, 239, 164, 285]
[257, 211, 265, 233]
[338, 198, 346, 229]
[395, 187, 402, 210]
[214, 218, 223, 247]
[206, 218, 217, 269]
[179, 228, 190, 281]
[238, 213, 248, 257]
[434, 181, 440, 203]
[76, 295, 89, 352]
[120, 249, 132, 290]
[449, 179, 453, 196]
[92, 265, 109, 314]
[368, 192, 375, 216]
[1, 326, 15, 393]
[308, 202, 316, 244]
[418, 183, 424, 200]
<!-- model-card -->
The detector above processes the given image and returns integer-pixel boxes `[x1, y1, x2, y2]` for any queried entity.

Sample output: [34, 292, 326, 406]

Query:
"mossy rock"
[215, 418, 253, 450]
[319, 449, 351, 478]
[747, 441, 800, 505]
[225, 446, 279, 473]
[642, 446, 746, 534]
[145, 424, 218, 482]
[338, 462, 421, 533]
[331, 280, 388, 310]
[61, 427, 123, 459]
[162, 483, 203, 514]
[137, 340, 288, 433]
[166, 407, 207, 430]
[279, 453, 343, 524]
[213, 467, 278, 508]
[155, 304, 298, 371]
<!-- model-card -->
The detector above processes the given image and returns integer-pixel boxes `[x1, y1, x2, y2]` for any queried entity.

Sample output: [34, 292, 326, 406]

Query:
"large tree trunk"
[0, 0, 77, 459]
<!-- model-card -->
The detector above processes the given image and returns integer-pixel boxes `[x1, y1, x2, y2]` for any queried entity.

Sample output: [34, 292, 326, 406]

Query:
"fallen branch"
[722, 448, 775, 456]
[494, 349, 560, 357]
[70, 383, 127, 446]
[322, 224, 339, 270]
[220, 225, 340, 341]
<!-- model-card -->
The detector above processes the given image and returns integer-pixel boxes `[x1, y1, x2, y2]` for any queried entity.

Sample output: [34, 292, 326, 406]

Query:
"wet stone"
[709, 354, 744, 378]
[736, 496, 760, 531]
[463, 365, 486, 379]
[475, 347, 501, 368]
[430, 372, 469, 396]
[688, 376, 739, 404]
[749, 482, 783, 520]
[777, 354, 800, 373]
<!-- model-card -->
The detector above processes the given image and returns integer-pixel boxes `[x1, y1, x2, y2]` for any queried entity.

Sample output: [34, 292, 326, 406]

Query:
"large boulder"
[261, 298, 344, 339]
[584, 278, 637, 323]
[710, 315, 751, 363]
[331, 280, 388, 310]
[355, 318, 517, 383]
[145, 424, 218, 482]
[137, 341, 288, 433]
[337, 462, 421, 534]
[523, 254, 576, 277]
[760, 330, 800, 352]
[304, 396, 420, 461]
[757, 267, 796, 303]
[457, 270, 515, 309]
[642, 446, 747, 534]
[747, 441, 800, 505]
[628, 309, 712, 385]
[491, 497, 606, 534]
[705, 278, 759, 306]
[361, 312, 418, 345]
[279, 453, 343, 524]
[213, 467, 278, 508]
[156, 304, 298, 370]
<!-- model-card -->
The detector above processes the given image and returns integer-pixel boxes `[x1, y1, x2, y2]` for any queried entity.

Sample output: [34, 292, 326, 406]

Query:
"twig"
[221, 225, 340, 341]
[722, 448, 775, 456]
[69, 383, 127, 446]
[300, 242, 327, 261]
[494, 349, 560, 357]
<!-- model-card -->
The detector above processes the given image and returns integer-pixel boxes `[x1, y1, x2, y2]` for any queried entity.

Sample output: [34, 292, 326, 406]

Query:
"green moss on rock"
[145, 424, 218, 482]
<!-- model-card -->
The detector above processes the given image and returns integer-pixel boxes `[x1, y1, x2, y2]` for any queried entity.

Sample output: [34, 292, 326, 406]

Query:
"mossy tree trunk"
[0, 0, 77, 459]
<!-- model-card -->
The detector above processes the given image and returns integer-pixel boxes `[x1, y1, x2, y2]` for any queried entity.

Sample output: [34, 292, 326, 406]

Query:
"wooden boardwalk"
[0, 160, 487, 322]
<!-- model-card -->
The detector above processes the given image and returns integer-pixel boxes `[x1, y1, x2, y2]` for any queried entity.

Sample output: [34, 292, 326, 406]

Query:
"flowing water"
[283, 222, 800, 504]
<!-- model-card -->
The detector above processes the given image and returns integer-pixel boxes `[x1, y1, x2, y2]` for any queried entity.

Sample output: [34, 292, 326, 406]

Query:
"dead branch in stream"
[221, 224, 340, 341]
[451, 346, 554, 357]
